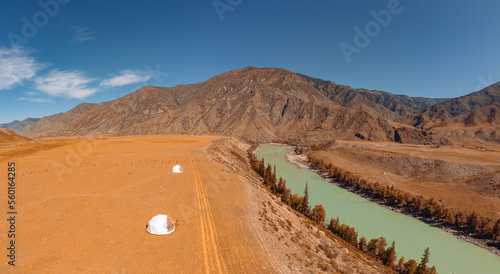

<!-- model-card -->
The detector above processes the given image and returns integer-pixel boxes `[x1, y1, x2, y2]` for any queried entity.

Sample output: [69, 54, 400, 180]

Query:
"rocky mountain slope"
[299, 74, 448, 122]
[22, 103, 98, 137]
[0, 117, 40, 134]
[22, 67, 444, 145]
[414, 82, 500, 142]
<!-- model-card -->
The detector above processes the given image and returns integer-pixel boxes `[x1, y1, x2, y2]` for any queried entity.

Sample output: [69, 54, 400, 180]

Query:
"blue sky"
[1, 0, 500, 123]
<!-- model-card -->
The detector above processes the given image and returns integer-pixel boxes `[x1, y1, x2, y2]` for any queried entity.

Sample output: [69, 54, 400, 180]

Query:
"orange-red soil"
[0, 135, 392, 273]
[0, 128, 36, 148]
[0, 135, 272, 273]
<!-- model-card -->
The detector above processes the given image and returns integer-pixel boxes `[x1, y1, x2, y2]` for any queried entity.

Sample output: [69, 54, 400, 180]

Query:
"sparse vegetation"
[308, 153, 500, 247]
[248, 148, 434, 272]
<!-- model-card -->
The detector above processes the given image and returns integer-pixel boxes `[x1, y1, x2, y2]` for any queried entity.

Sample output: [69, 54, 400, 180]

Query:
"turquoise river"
[256, 144, 500, 274]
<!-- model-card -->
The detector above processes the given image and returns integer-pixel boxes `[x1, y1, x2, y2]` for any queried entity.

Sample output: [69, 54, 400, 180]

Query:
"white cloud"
[100, 70, 151, 87]
[0, 47, 45, 90]
[18, 97, 54, 103]
[35, 70, 98, 99]
[71, 26, 97, 43]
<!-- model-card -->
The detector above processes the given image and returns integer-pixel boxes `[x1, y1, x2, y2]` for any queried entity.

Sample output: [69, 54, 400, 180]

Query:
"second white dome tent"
[171, 165, 183, 173]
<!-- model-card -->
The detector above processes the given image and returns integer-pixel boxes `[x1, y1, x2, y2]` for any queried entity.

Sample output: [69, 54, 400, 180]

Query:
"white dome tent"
[171, 165, 183, 173]
[147, 214, 176, 235]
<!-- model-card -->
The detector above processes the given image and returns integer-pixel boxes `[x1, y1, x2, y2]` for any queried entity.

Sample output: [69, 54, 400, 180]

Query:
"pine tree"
[397, 256, 405, 272]
[303, 181, 310, 216]
[271, 165, 278, 193]
[417, 247, 430, 274]
[265, 164, 273, 187]
[258, 158, 265, 177]
[366, 238, 379, 254]
[328, 217, 339, 234]
[277, 177, 285, 196]
[404, 259, 418, 274]
[379, 237, 388, 255]
[282, 183, 291, 206]
[382, 241, 397, 267]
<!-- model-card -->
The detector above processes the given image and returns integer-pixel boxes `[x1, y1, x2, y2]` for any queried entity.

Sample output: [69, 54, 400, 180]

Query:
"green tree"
[417, 247, 430, 274]
[303, 182, 310, 216]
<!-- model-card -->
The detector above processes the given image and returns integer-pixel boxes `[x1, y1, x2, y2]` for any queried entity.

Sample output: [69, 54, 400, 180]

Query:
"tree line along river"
[256, 144, 500, 274]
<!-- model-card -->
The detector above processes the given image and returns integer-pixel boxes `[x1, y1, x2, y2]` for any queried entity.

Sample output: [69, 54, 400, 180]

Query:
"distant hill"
[22, 67, 446, 145]
[0, 118, 40, 134]
[22, 103, 99, 137]
[414, 83, 500, 142]
[0, 128, 36, 147]
[299, 74, 448, 122]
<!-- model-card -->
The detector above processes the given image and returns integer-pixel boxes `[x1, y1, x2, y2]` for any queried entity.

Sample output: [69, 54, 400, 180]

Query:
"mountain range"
[6, 67, 500, 144]
[0, 118, 40, 134]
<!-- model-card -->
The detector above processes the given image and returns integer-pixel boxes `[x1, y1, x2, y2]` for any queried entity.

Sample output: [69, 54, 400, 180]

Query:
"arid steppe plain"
[0, 135, 392, 273]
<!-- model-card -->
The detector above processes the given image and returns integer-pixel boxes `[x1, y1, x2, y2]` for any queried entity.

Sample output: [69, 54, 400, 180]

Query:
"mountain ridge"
[298, 73, 449, 122]
[20, 67, 499, 144]
[22, 67, 447, 145]
[0, 117, 41, 134]
[413, 82, 500, 142]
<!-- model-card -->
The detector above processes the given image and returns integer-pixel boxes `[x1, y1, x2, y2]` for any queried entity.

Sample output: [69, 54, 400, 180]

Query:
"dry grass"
[312, 140, 500, 219]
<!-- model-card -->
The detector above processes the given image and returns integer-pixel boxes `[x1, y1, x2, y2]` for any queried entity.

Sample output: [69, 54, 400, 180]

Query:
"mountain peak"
[23, 67, 499, 144]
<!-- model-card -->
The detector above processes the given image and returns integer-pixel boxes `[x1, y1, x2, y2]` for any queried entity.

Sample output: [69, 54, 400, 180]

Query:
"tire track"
[190, 156, 228, 274]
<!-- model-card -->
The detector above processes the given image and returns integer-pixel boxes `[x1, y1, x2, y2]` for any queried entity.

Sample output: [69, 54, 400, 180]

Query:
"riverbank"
[284, 150, 500, 257]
